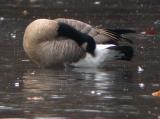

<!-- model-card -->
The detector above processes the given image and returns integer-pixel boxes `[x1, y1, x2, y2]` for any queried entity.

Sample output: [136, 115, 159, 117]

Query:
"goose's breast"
[37, 39, 86, 67]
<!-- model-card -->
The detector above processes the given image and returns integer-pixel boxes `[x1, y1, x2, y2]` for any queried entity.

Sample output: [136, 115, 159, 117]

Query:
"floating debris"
[14, 82, 20, 87]
[91, 90, 96, 94]
[31, 71, 36, 75]
[22, 10, 28, 16]
[96, 92, 102, 96]
[0, 17, 4, 21]
[152, 90, 160, 97]
[138, 83, 145, 89]
[27, 96, 44, 101]
[21, 59, 30, 62]
[143, 20, 160, 36]
[140, 32, 146, 35]
[154, 20, 160, 25]
[137, 66, 144, 73]
[10, 33, 16, 39]
[93, 1, 101, 5]
[146, 27, 157, 35]
[51, 95, 65, 99]
[91, 90, 102, 96]
[16, 77, 20, 80]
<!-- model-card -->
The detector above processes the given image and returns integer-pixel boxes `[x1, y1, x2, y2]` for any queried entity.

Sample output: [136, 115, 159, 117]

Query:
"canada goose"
[23, 18, 134, 68]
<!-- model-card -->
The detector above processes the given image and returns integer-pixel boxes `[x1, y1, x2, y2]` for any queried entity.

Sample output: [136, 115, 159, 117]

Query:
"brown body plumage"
[23, 19, 86, 67]
[23, 18, 133, 67]
[54, 18, 131, 44]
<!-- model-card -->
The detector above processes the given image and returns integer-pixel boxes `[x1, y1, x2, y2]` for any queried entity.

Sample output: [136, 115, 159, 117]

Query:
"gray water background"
[0, 0, 160, 119]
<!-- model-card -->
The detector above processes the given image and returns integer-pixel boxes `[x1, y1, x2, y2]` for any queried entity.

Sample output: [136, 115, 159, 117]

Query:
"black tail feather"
[123, 37, 133, 44]
[107, 29, 136, 35]
[108, 46, 134, 61]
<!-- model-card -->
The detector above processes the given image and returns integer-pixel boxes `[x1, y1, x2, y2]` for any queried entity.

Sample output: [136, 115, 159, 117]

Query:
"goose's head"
[86, 37, 96, 56]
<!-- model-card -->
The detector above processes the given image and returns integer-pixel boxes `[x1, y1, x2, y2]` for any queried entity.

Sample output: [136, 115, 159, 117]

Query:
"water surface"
[0, 0, 160, 119]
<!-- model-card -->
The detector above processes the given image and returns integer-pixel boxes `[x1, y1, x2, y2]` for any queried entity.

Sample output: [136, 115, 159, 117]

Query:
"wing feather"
[54, 18, 133, 45]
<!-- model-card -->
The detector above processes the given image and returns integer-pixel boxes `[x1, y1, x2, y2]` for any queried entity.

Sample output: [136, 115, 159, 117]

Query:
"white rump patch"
[70, 44, 119, 67]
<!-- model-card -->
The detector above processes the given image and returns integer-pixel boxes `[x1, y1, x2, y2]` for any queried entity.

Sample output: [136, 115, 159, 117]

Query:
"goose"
[23, 18, 134, 68]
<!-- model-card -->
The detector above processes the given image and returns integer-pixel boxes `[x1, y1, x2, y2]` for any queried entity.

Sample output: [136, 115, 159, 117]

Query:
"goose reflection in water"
[22, 68, 133, 92]
[21, 68, 135, 117]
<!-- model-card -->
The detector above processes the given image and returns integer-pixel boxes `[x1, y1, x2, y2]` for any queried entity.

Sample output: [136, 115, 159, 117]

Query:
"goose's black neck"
[57, 22, 96, 55]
